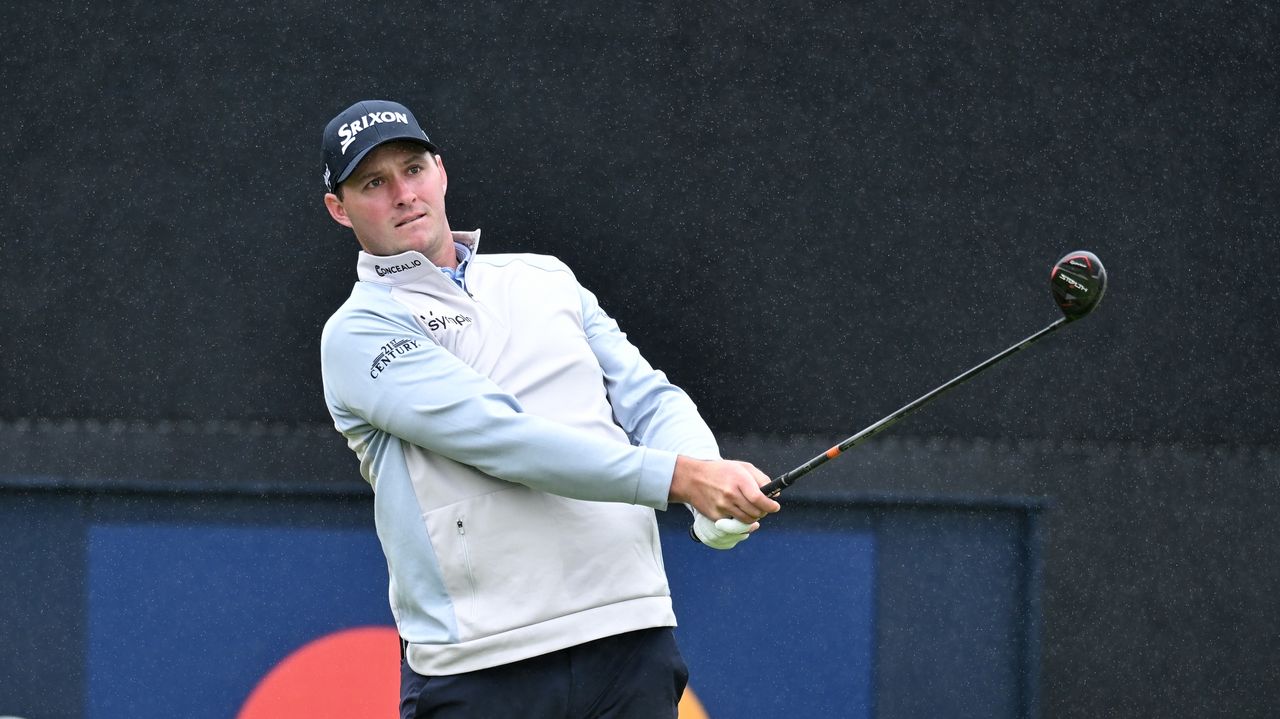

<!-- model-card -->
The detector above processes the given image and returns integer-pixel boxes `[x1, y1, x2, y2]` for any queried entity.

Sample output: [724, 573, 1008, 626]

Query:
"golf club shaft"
[759, 316, 1069, 497]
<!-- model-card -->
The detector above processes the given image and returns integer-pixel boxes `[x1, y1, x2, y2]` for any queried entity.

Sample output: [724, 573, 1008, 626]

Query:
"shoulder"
[473, 252, 575, 277]
[321, 282, 422, 351]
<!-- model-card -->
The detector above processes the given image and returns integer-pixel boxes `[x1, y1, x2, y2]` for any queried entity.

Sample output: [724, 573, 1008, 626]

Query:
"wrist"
[668, 455, 703, 505]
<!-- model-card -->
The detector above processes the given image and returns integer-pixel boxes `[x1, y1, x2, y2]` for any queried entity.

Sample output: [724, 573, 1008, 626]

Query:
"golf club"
[756, 250, 1107, 498]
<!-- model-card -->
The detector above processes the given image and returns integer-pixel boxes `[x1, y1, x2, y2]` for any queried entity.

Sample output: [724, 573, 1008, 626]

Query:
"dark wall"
[4, 2, 1279, 718]
[6, 1, 1278, 444]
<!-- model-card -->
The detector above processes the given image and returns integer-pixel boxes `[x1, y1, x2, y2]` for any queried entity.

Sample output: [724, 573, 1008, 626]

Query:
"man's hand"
[670, 456, 781, 525]
[690, 510, 755, 550]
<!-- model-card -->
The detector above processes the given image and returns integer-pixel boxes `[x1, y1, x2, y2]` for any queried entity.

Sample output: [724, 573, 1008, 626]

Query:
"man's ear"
[436, 155, 448, 195]
[324, 193, 354, 228]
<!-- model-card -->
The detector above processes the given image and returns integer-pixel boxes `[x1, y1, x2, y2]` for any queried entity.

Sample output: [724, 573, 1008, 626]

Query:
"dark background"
[4, 1, 1278, 716]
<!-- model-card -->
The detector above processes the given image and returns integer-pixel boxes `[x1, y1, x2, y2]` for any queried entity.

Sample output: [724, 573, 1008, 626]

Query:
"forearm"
[580, 284, 720, 458]
[378, 391, 678, 508]
[323, 309, 676, 508]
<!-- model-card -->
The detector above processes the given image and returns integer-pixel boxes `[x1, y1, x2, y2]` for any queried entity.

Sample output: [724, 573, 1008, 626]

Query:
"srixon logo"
[339, 110, 410, 153]
[369, 338, 420, 379]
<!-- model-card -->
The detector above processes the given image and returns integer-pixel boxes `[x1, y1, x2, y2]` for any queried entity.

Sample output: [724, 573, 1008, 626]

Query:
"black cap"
[321, 100, 439, 192]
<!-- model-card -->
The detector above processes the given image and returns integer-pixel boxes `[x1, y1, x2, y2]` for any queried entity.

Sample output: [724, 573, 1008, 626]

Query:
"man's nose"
[390, 177, 417, 205]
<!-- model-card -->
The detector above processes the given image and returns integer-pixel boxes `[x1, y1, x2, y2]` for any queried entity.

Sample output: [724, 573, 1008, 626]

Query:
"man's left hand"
[690, 511, 755, 550]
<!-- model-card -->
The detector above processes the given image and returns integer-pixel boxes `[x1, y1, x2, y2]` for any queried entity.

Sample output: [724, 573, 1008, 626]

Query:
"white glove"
[690, 511, 754, 550]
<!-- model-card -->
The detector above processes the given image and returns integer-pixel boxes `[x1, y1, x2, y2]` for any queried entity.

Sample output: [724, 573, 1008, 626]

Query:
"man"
[318, 100, 780, 718]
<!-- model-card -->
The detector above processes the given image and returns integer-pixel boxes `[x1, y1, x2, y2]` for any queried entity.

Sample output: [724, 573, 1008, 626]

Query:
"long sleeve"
[321, 289, 676, 508]
[578, 284, 721, 462]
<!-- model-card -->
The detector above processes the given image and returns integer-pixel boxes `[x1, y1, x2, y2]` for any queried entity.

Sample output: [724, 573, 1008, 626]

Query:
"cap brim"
[334, 135, 439, 189]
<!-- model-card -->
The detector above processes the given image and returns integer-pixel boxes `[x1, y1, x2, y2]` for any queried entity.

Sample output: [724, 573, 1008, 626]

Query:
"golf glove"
[690, 510, 754, 550]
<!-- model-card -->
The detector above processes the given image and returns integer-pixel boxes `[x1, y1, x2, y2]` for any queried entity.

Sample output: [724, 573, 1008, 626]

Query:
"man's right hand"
[669, 456, 781, 525]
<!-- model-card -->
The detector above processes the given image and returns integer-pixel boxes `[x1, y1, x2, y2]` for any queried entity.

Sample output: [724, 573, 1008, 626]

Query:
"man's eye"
[407, 165, 422, 175]
[366, 178, 384, 189]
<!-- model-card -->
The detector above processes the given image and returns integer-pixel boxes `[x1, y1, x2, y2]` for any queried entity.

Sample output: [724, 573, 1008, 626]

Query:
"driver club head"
[1051, 250, 1107, 321]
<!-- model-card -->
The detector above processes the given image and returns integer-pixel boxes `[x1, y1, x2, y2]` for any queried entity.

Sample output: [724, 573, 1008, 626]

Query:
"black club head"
[1051, 251, 1107, 321]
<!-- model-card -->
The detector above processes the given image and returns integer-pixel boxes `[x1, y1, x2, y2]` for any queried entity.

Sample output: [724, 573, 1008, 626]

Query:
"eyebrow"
[350, 152, 428, 186]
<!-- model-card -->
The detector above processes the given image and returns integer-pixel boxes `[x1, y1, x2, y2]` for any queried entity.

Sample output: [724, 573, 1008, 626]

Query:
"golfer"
[318, 100, 780, 718]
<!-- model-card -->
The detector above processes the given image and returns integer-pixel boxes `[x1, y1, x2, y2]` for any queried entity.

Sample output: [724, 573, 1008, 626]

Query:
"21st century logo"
[369, 339, 420, 379]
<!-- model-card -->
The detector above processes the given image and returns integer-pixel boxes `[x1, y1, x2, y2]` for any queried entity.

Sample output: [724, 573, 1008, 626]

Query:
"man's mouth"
[396, 212, 427, 228]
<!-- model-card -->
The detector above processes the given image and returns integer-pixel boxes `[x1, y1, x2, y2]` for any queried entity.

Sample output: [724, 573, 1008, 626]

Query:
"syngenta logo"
[375, 260, 423, 277]
[369, 338, 420, 379]
[420, 311, 474, 333]
[339, 111, 410, 154]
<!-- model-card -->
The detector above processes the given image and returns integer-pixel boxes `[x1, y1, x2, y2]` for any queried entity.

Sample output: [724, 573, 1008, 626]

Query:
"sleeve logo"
[369, 338, 420, 379]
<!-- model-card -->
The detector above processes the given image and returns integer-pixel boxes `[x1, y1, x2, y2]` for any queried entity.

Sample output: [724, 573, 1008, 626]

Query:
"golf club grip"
[760, 476, 788, 497]
[760, 461, 822, 497]
[759, 441, 844, 497]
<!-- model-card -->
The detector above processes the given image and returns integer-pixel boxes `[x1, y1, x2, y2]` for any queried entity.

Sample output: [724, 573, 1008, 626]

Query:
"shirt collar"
[438, 241, 472, 290]
[354, 229, 481, 288]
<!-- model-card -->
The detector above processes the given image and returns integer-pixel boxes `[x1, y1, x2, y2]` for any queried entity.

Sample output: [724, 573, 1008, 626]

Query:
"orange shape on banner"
[237, 625, 400, 719]
[679, 687, 711, 718]
[238, 625, 713, 719]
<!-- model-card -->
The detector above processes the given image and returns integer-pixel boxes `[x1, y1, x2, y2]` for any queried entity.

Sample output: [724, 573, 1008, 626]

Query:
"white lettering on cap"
[337, 111, 411, 154]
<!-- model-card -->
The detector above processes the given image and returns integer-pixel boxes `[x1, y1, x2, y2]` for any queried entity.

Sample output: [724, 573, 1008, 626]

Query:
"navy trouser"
[400, 627, 689, 719]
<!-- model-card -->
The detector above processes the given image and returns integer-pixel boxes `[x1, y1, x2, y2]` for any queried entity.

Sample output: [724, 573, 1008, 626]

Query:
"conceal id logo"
[369, 338, 420, 379]
[419, 311, 474, 334]
[374, 259, 423, 277]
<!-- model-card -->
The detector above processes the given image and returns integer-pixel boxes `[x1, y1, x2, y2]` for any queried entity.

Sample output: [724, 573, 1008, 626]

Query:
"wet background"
[3, 2, 1278, 716]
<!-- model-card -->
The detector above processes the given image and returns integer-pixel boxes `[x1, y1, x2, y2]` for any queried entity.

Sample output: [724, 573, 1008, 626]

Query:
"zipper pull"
[456, 519, 465, 535]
